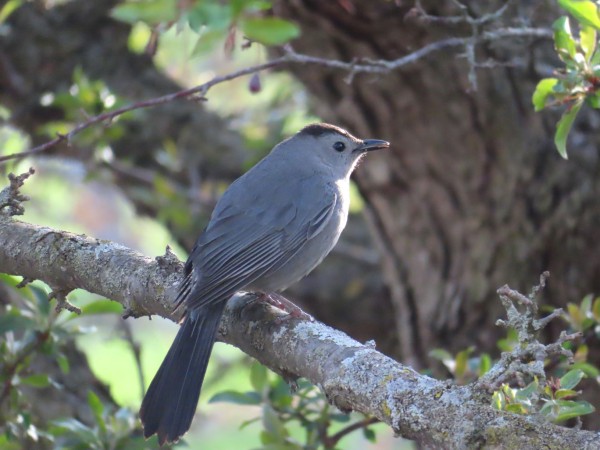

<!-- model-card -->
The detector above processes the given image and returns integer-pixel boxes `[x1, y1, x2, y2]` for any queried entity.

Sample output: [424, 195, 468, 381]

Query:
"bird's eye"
[333, 141, 346, 152]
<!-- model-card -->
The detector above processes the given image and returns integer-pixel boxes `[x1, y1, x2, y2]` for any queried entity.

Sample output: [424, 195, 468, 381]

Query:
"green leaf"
[31, 285, 50, 316]
[51, 418, 99, 443]
[558, 0, 600, 30]
[242, 17, 300, 45]
[250, 362, 268, 392]
[555, 388, 578, 399]
[209, 390, 262, 405]
[553, 17, 577, 61]
[555, 100, 583, 159]
[21, 374, 50, 388]
[506, 403, 527, 414]
[262, 404, 288, 440]
[532, 78, 559, 111]
[593, 297, 600, 321]
[478, 353, 492, 376]
[330, 413, 351, 423]
[571, 361, 600, 377]
[0, 0, 23, 24]
[0, 314, 36, 334]
[79, 299, 123, 316]
[454, 348, 472, 380]
[491, 391, 505, 410]
[428, 348, 453, 362]
[57, 353, 70, 374]
[191, 29, 228, 56]
[560, 368, 585, 389]
[87, 391, 104, 418]
[580, 25, 597, 61]
[515, 378, 539, 401]
[554, 399, 595, 421]
[231, 0, 272, 18]
[363, 427, 376, 442]
[581, 293, 593, 314]
[111, 0, 178, 25]
[567, 302, 584, 327]
[186, 3, 230, 32]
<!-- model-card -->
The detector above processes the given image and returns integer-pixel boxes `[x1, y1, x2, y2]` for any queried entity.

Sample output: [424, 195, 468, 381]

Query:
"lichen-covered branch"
[1, 175, 598, 448]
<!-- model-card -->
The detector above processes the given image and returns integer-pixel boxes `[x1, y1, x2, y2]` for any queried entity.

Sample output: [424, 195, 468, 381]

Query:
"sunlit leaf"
[532, 78, 559, 111]
[191, 29, 228, 56]
[242, 17, 300, 45]
[0, 0, 22, 24]
[506, 403, 527, 414]
[79, 299, 123, 316]
[555, 388, 578, 399]
[553, 17, 577, 61]
[558, 0, 600, 30]
[478, 353, 492, 376]
[491, 391, 505, 410]
[580, 25, 597, 61]
[593, 297, 600, 321]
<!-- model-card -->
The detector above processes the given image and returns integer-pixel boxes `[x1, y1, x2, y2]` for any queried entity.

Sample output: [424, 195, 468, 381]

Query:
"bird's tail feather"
[140, 301, 226, 445]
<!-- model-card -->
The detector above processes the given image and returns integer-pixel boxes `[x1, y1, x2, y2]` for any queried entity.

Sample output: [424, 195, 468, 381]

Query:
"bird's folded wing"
[177, 180, 337, 311]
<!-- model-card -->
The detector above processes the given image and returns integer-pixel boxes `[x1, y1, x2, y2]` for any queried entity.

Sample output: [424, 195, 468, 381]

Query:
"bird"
[139, 123, 389, 444]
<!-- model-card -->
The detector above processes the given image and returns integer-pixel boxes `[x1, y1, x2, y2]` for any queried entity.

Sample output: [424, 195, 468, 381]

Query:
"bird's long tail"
[140, 301, 226, 445]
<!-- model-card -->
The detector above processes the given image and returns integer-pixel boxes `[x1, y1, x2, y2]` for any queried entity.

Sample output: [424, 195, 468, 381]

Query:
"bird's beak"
[355, 139, 390, 152]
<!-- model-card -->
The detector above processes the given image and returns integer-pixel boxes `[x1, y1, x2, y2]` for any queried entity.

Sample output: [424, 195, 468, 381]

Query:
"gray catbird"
[139, 123, 389, 444]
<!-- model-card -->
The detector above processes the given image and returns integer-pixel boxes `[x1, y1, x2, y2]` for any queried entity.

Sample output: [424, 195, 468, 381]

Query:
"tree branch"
[0, 178, 598, 448]
[0, 27, 551, 164]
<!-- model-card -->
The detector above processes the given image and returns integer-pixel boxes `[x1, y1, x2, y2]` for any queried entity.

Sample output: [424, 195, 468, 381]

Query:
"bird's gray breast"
[250, 179, 349, 293]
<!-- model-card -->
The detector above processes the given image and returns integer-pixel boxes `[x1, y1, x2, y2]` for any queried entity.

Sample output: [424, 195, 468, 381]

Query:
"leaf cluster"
[532, 0, 600, 158]
[209, 362, 378, 450]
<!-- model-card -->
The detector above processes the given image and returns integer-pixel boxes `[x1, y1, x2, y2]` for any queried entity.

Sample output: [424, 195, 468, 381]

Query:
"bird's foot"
[258, 292, 314, 322]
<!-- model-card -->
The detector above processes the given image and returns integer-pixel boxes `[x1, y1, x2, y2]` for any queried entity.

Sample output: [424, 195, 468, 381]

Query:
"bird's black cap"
[299, 123, 355, 139]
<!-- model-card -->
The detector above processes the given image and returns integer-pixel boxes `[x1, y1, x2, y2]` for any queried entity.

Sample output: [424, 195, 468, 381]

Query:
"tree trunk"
[275, 0, 600, 370]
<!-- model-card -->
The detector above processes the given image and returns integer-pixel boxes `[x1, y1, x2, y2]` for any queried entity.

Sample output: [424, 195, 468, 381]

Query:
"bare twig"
[478, 273, 581, 391]
[0, 168, 35, 216]
[415, 0, 512, 26]
[0, 26, 551, 164]
[324, 416, 379, 449]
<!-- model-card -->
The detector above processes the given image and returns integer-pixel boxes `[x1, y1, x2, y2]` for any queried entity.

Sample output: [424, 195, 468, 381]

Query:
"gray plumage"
[140, 123, 389, 444]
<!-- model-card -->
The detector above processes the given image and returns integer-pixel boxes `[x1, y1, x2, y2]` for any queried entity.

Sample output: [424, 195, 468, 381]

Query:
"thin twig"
[0, 26, 551, 164]
[325, 416, 379, 448]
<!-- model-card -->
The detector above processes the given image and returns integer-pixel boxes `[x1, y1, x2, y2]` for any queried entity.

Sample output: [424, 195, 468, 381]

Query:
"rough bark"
[1, 213, 598, 448]
[274, 0, 600, 372]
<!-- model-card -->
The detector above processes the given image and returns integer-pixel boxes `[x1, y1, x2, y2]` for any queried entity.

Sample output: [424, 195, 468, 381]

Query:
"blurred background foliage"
[2, 0, 600, 449]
